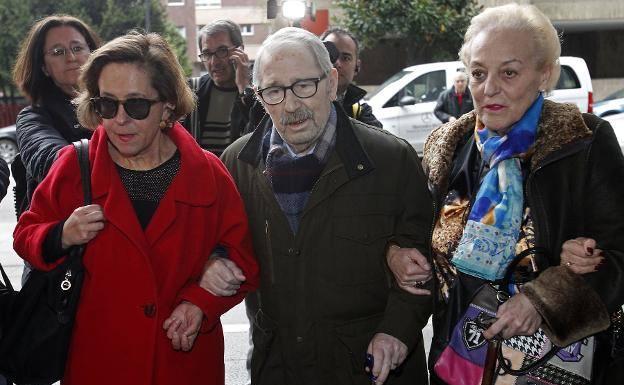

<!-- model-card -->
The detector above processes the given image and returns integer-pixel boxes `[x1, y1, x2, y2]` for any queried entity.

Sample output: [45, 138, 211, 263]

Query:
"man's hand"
[61, 204, 105, 249]
[482, 293, 542, 340]
[386, 245, 432, 295]
[448, 116, 457, 123]
[199, 256, 246, 296]
[560, 237, 603, 274]
[163, 301, 204, 352]
[366, 333, 408, 384]
[228, 47, 251, 93]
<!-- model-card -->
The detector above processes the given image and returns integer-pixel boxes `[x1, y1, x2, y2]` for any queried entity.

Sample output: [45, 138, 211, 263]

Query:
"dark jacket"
[341, 83, 383, 128]
[423, 100, 624, 384]
[182, 73, 259, 146]
[0, 158, 9, 201]
[433, 86, 473, 123]
[15, 85, 92, 202]
[221, 103, 433, 385]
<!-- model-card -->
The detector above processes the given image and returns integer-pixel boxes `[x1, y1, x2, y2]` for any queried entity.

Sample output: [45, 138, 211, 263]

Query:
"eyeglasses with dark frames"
[198, 46, 238, 61]
[256, 73, 328, 105]
[91, 96, 161, 120]
[45, 44, 90, 58]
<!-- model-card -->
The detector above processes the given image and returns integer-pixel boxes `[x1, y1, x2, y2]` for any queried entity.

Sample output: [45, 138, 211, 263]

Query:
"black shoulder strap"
[72, 139, 91, 205]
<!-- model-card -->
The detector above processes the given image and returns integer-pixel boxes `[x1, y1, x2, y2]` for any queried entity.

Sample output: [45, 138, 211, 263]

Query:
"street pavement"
[0, 176, 433, 385]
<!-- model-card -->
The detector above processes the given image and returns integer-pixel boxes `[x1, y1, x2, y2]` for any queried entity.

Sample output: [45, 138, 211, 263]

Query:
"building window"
[240, 24, 254, 36]
[168, 0, 184, 5]
[196, 0, 221, 7]
[176, 26, 186, 39]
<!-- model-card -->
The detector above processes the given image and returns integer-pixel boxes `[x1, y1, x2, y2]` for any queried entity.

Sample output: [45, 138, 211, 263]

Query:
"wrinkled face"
[323, 33, 359, 95]
[454, 74, 467, 94]
[256, 47, 338, 154]
[200, 31, 236, 88]
[98, 62, 171, 163]
[468, 28, 550, 133]
[42, 26, 91, 95]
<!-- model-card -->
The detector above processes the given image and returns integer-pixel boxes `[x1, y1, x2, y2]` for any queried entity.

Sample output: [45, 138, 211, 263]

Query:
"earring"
[159, 120, 167, 129]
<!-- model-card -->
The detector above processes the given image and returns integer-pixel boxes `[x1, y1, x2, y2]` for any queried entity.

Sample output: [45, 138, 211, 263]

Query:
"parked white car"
[366, 56, 594, 154]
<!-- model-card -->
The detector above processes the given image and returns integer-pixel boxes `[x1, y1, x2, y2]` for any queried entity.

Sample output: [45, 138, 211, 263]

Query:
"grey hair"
[453, 71, 468, 81]
[459, 3, 561, 91]
[252, 27, 332, 87]
[197, 19, 243, 50]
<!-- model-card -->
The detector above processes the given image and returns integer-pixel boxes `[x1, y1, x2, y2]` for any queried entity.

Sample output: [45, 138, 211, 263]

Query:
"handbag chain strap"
[494, 245, 561, 376]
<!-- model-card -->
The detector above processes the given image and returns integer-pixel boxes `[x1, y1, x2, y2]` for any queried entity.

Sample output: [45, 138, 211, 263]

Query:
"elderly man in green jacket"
[216, 27, 433, 385]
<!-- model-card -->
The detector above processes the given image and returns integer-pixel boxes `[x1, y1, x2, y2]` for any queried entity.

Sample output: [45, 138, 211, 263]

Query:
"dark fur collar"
[423, 100, 592, 193]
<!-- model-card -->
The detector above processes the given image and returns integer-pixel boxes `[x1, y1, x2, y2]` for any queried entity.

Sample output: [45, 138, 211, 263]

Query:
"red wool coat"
[14, 122, 258, 385]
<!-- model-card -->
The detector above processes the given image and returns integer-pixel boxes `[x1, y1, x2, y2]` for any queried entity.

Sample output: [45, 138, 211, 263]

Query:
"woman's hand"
[560, 237, 604, 274]
[386, 245, 432, 295]
[482, 293, 542, 340]
[163, 301, 204, 352]
[61, 204, 105, 249]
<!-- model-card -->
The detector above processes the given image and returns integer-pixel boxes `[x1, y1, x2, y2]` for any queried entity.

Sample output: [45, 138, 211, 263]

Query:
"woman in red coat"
[13, 32, 258, 385]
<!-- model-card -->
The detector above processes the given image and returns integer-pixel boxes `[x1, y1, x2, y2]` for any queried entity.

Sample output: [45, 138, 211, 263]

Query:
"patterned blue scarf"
[452, 94, 543, 280]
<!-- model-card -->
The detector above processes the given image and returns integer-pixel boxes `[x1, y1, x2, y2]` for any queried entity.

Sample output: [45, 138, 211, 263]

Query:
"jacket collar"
[423, 99, 592, 192]
[88, 122, 218, 252]
[38, 85, 81, 129]
[342, 83, 367, 107]
[90, 121, 217, 207]
[237, 101, 373, 179]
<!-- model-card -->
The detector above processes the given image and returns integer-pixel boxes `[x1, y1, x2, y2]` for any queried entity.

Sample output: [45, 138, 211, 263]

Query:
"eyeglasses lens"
[93, 97, 153, 120]
[199, 46, 231, 61]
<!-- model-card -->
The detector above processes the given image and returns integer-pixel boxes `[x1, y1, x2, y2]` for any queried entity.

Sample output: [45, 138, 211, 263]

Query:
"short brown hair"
[13, 14, 101, 103]
[76, 32, 196, 129]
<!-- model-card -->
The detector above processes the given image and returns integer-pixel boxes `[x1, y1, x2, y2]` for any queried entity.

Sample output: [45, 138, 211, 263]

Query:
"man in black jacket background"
[433, 71, 474, 123]
[321, 27, 382, 128]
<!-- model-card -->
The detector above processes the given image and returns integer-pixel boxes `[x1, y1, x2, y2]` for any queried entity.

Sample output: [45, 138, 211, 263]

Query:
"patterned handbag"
[434, 247, 595, 385]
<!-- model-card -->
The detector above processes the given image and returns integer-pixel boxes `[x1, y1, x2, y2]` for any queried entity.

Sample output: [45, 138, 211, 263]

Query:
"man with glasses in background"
[183, 19, 256, 156]
[220, 27, 433, 385]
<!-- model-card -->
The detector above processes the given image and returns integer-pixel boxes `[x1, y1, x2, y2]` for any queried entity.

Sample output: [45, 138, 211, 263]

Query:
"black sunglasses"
[91, 96, 161, 120]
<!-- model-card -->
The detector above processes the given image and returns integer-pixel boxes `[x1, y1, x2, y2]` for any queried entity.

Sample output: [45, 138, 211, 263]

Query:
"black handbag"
[0, 139, 91, 385]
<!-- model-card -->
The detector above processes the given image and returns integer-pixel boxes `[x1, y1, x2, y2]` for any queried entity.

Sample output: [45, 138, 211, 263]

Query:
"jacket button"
[356, 163, 364, 171]
[296, 336, 304, 343]
[143, 303, 156, 318]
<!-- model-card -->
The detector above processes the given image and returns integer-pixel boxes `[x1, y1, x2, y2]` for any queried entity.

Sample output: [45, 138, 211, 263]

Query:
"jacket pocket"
[334, 313, 383, 378]
[250, 309, 278, 382]
[330, 215, 393, 285]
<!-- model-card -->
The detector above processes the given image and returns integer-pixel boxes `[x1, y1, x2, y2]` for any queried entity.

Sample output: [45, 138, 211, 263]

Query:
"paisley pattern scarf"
[452, 94, 543, 280]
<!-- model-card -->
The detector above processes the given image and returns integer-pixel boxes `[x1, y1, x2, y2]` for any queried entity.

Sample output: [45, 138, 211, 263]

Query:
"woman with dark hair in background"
[12, 14, 100, 217]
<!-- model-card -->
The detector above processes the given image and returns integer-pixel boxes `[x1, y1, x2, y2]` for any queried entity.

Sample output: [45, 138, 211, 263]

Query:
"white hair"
[252, 27, 332, 87]
[459, 3, 561, 91]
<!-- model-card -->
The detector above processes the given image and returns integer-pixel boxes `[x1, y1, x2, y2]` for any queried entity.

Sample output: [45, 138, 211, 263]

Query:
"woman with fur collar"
[387, 4, 624, 384]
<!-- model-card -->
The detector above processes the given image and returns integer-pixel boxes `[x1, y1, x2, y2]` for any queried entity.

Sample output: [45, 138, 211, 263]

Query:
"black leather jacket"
[16, 85, 92, 200]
